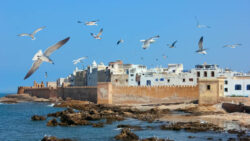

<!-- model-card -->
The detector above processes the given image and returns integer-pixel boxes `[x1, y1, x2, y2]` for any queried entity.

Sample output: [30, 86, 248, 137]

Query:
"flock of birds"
[17, 17, 243, 80]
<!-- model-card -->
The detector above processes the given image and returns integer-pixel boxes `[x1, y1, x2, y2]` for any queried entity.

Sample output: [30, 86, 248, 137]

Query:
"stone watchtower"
[198, 77, 225, 105]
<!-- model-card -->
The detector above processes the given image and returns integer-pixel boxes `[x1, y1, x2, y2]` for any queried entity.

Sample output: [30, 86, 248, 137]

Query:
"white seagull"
[167, 40, 178, 48]
[17, 26, 46, 40]
[223, 44, 242, 48]
[117, 39, 124, 45]
[195, 17, 211, 28]
[73, 56, 88, 65]
[45, 72, 48, 79]
[140, 35, 160, 49]
[90, 28, 103, 40]
[162, 54, 167, 59]
[84, 20, 99, 26]
[24, 37, 70, 80]
[196, 36, 207, 55]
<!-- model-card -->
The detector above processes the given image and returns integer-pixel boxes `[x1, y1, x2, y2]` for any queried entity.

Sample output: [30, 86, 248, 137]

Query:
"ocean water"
[0, 102, 244, 141]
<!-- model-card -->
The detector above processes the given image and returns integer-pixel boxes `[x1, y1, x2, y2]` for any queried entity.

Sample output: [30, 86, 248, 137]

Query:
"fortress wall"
[24, 88, 55, 99]
[59, 87, 97, 103]
[22, 86, 97, 103]
[112, 85, 199, 104]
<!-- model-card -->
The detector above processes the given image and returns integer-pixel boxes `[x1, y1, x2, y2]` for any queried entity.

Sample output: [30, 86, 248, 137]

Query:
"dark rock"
[92, 122, 104, 128]
[47, 118, 58, 126]
[227, 138, 236, 141]
[117, 124, 142, 130]
[115, 128, 139, 141]
[41, 136, 72, 141]
[207, 137, 213, 140]
[188, 136, 195, 139]
[31, 115, 46, 121]
[160, 122, 223, 132]
[60, 113, 90, 126]
[239, 136, 250, 141]
[228, 129, 246, 135]
[222, 103, 244, 113]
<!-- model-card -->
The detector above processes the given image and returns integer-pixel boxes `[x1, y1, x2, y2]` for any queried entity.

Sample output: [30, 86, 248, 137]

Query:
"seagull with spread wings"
[45, 72, 48, 79]
[196, 36, 207, 55]
[24, 37, 70, 80]
[223, 44, 242, 48]
[195, 17, 211, 29]
[79, 20, 99, 26]
[140, 35, 160, 49]
[90, 28, 103, 40]
[73, 56, 88, 65]
[17, 26, 46, 40]
[117, 39, 124, 45]
[167, 40, 177, 48]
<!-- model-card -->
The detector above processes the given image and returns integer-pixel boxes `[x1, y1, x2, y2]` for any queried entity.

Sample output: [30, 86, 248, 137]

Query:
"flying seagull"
[17, 26, 46, 40]
[73, 56, 88, 65]
[117, 39, 124, 45]
[196, 36, 207, 55]
[84, 20, 99, 26]
[90, 28, 103, 39]
[195, 17, 211, 28]
[223, 44, 242, 48]
[167, 40, 177, 48]
[162, 54, 167, 59]
[140, 35, 160, 49]
[24, 37, 70, 80]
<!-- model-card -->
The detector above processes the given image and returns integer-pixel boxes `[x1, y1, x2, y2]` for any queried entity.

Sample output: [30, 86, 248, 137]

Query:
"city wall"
[18, 79, 221, 105]
[112, 85, 199, 104]
[20, 86, 97, 103]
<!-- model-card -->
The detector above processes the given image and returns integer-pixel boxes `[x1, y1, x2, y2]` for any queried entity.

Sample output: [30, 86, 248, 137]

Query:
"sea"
[0, 93, 244, 141]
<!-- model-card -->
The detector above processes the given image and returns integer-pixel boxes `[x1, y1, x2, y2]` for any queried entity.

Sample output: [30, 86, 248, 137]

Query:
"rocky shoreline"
[0, 94, 51, 104]
[28, 100, 250, 141]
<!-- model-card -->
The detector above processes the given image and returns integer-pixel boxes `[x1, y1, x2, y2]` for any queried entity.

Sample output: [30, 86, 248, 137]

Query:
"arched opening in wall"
[197, 71, 200, 77]
[204, 71, 207, 77]
[211, 71, 215, 77]
[146, 80, 151, 86]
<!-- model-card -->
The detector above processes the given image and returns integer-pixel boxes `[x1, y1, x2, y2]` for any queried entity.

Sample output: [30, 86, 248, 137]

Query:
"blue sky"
[0, 0, 250, 93]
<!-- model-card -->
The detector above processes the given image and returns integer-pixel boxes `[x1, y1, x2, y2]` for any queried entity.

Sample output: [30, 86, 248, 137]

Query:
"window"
[167, 79, 170, 83]
[126, 70, 129, 74]
[130, 74, 134, 77]
[204, 71, 207, 77]
[183, 79, 185, 82]
[146, 80, 151, 86]
[235, 84, 242, 90]
[207, 85, 211, 90]
[160, 78, 164, 81]
[224, 88, 228, 92]
[197, 71, 200, 77]
[225, 80, 228, 85]
[189, 78, 193, 82]
[211, 71, 215, 77]
[247, 85, 250, 90]
[155, 79, 158, 81]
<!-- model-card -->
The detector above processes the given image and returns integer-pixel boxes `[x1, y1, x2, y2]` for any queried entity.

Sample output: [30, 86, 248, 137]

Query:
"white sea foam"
[47, 103, 55, 107]
[114, 128, 122, 131]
